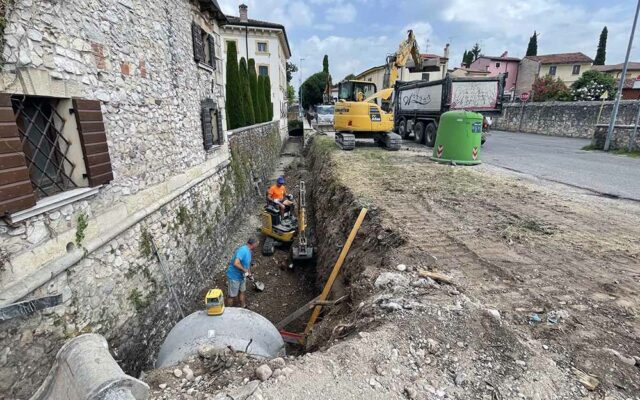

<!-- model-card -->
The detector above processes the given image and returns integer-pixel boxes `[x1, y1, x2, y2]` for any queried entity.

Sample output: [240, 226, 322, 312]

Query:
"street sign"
[520, 92, 530, 102]
[600, 91, 609, 100]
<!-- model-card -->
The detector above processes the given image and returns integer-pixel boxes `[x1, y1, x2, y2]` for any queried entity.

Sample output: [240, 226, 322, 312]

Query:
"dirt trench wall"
[0, 124, 282, 399]
[305, 137, 404, 345]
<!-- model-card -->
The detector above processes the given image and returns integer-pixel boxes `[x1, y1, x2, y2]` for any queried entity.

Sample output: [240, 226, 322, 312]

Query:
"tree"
[571, 70, 617, 100]
[526, 31, 538, 57]
[300, 71, 328, 109]
[462, 50, 469, 66]
[286, 61, 298, 83]
[264, 75, 273, 121]
[287, 85, 296, 103]
[322, 55, 329, 73]
[532, 75, 570, 101]
[462, 50, 474, 68]
[238, 58, 255, 126]
[470, 43, 482, 62]
[225, 41, 244, 129]
[248, 59, 261, 122]
[257, 75, 268, 122]
[594, 26, 608, 65]
[344, 73, 356, 81]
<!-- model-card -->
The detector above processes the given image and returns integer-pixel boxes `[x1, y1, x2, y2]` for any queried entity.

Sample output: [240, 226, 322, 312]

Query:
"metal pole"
[630, 100, 640, 151]
[605, 0, 640, 151]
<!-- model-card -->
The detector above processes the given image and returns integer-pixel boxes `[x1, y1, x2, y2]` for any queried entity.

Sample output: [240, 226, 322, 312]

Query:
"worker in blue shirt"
[225, 238, 257, 307]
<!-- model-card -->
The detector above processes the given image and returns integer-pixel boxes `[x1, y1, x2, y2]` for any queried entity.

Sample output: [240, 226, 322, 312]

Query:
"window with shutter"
[0, 94, 36, 215]
[72, 99, 114, 187]
[207, 35, 216, 70]
[192, 22, 205, 64]
[201, 99, 223, 150]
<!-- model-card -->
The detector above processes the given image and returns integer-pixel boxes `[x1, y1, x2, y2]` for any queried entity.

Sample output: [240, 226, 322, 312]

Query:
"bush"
[288, 120, 303, 130]
[571, 70, 617, 101]
[532, 75, 570, 102]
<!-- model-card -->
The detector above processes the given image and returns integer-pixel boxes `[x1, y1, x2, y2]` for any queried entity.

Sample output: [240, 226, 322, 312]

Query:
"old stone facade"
[0, 0, 287, 397]
[592, 124, 640, 151]
[494, 100, 640, 138]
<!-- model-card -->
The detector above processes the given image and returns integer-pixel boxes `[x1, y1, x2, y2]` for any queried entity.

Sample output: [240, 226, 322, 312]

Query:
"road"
[480, 130, 640, 201]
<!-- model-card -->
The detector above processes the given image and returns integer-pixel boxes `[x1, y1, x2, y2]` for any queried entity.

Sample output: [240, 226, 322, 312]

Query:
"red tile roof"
[525, 52, 593, 65]
[592, 62, 640, 72]
[420, 53, 448, 60]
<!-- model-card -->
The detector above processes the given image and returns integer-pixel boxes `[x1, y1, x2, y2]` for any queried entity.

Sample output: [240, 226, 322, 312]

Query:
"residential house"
[354, 65, 386, 92]
[449, 67, 491, 78]
[470, 52, 520, 97]
[593, 62, 640, 99]
[0, 0, 286, 397]
[515, 52, 593, 95]
[221, 4, 291, 130]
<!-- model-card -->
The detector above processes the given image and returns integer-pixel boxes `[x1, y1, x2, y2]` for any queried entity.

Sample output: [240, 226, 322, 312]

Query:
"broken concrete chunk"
[173, 368, 182, 378]
[374, 272, 409, 289]
[269, 357, 286, 370]
[255, 364, 273, 381]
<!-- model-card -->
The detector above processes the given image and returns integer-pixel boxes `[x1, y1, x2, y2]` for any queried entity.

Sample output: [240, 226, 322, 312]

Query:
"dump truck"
[393, 75, 505, 147]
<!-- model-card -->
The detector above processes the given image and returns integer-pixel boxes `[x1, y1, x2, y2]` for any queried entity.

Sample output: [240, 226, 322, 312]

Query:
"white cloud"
[325, 3, 357, 24]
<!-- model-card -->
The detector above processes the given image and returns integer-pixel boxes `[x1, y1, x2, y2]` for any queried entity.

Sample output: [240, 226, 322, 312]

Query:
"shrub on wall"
[571, 70, 617, 101]
[532, 75, 571, 102]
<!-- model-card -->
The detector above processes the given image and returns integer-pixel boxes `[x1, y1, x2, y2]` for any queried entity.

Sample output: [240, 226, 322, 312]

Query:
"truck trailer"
[393, 75, 505, 147]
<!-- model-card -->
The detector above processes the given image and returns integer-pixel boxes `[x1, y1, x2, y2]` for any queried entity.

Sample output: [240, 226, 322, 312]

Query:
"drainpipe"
[245, 26, 249, 60]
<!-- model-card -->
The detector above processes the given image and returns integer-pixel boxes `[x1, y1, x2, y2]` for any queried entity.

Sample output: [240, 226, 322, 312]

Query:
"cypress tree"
[265, 75, 273, 121]
[526, 31, 538, 57]
[256, 75, 266, 123]
[322, 54, 329, 73]
[248, 59, 260, 123]
[225, 41, 244, 129]
[259, 76, 269, 122]
[239, 58, 255, 125]
[462, 50, 468, 66]
[594, 26, 607, 65]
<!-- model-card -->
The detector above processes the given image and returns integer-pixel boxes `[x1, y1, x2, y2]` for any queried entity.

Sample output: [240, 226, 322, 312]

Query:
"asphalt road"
[480, 130, 640, 201]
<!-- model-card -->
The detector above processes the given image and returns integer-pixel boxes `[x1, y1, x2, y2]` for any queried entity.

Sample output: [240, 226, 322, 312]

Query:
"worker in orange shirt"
[267, 176, 293, 218]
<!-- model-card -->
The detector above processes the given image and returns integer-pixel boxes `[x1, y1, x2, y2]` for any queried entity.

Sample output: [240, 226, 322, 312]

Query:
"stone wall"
[493, 100, 640, 138]
[0, 122, 283, 398]
[592, 124, 640, 151]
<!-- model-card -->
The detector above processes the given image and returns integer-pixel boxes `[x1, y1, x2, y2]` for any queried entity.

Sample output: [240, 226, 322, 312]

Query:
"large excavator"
[334, 30, 437, 150]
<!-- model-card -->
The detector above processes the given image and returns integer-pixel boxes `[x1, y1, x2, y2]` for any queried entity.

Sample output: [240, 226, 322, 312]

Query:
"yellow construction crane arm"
[385, 29, 421, 89]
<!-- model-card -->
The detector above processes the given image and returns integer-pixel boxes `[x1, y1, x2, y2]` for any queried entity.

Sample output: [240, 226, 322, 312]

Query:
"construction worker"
[267, 176, 293, 218]
[225, 238, 257, 308]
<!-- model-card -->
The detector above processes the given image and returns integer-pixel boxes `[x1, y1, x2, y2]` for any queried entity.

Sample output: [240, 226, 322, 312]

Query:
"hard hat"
[277, 176, 285, 184]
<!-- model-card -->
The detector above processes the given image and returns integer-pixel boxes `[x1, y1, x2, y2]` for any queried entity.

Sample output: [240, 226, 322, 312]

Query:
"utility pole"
[605, 0, 640, 151]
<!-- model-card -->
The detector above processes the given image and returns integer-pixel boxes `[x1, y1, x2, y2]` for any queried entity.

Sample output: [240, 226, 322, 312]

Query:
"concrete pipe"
[30, 333, 149, 400]
[155, 308, 285, 368]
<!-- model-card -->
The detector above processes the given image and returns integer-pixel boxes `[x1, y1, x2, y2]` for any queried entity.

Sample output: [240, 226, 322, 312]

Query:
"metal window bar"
[11, 95, 77, 198]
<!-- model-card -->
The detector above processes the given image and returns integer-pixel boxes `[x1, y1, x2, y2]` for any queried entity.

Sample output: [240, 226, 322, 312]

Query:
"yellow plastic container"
[205, 288, 225, 316]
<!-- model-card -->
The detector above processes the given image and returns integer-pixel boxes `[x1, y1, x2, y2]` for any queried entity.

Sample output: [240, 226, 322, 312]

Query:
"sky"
[217, 0, 640, 88]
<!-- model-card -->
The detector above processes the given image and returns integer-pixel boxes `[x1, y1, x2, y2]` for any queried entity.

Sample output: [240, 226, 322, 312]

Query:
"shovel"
[248, 274, 265, 292]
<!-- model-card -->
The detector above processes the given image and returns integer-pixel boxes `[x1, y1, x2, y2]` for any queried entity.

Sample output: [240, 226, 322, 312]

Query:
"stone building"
[0, 0, 286, 397]
[221, 4, 291, 129]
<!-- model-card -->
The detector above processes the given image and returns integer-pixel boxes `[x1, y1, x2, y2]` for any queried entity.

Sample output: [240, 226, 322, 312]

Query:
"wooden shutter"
[72, 99, 113, 186]
[207, 35, 216, 70]
[192, 22, 205, 64]
[215, 108, 224, 144]
[0, 93, 36, 215]
[201, 101, 214, 150]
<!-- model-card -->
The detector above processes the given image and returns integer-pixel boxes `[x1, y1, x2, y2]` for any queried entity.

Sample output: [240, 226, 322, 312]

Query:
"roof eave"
[199, 0, 229, 23]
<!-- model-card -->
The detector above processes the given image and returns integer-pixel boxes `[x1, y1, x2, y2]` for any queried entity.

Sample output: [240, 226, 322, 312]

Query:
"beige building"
[354, 65, 386, 90]
[592, 62, 640, 80]
[449, 67, 491, 78]
[515, 52, 593, 95]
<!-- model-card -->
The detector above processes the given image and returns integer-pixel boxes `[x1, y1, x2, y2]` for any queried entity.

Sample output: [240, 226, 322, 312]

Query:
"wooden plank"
[304, 208, 368, 336]
[0, 138, 23, 154]
[72, 99, 102, 110]
[80, 131, 108, 145]
[0, 121, 19, 138]
[85, 161, 111, 177]
[86, 152, 110, 166]
[89, 171, 113, 186]
[276, 296, 320, 330]
[418, 270, 453, 285]
[0, 153, 28, 169]
[83, 142, 109, 155]
[76, 110, 103, 122]
[0, 166, 30, 186]
[0, 94, 12, 107]
[78, 121, 105, 134]
[0, 189, 36, 215]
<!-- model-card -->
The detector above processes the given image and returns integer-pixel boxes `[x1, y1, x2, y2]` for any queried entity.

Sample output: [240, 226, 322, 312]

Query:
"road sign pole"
[605, 0, 640, 151]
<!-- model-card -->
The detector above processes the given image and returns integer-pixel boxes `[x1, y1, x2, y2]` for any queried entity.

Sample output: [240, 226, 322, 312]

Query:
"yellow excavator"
[334, 30, 436, 150]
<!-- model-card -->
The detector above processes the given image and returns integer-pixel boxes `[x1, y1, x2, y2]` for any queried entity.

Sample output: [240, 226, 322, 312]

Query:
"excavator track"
[381, 132, 402, 151]
[335, 132, 356, 150]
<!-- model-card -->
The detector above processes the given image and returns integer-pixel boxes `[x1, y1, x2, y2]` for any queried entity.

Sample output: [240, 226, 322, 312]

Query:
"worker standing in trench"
[225, 238, 257, 308]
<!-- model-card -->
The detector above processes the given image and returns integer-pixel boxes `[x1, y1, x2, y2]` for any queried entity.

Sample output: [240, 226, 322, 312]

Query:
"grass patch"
[75, 212, 89, 247]
[612, 148, 640, 158]
[581, 144, 600, 151]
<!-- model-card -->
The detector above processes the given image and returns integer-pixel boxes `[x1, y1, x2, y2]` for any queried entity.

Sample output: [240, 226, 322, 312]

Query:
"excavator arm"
[384, 30, 422, 89]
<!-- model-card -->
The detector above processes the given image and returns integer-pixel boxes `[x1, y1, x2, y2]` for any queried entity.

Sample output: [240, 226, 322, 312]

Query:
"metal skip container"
[431, 111, 483, 165]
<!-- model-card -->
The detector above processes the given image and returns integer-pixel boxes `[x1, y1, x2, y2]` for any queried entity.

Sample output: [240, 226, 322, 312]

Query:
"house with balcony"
[515, 52, 593, 96]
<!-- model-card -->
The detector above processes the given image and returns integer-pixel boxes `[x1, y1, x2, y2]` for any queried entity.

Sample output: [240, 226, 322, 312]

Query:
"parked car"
[315, 105, 335, 126]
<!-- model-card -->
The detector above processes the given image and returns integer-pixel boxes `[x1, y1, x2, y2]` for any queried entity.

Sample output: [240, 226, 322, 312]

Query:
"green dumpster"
[431, 111, 483, 165]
